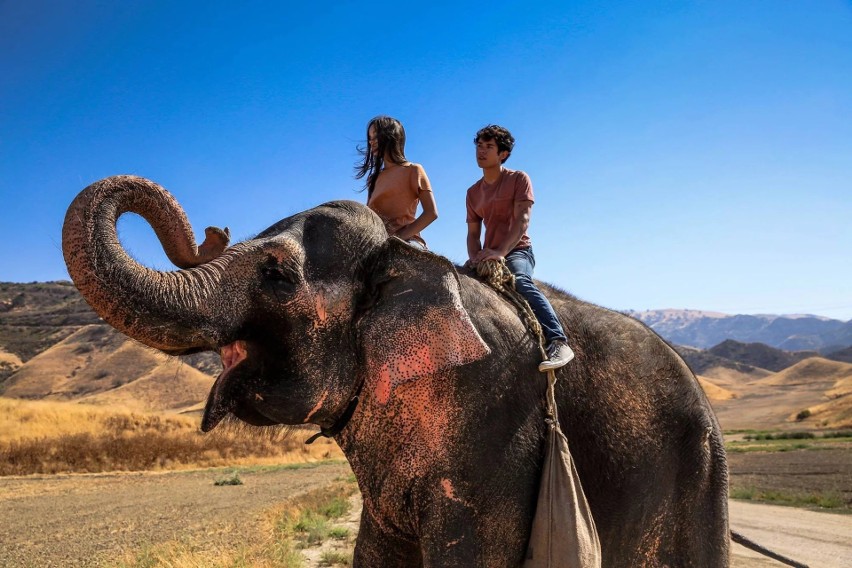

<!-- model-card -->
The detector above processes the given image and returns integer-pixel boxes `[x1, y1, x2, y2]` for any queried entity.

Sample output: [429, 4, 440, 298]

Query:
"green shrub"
[822, 430, 852, 439]
[320, 496, 351, 519]
[294, 511, 331, 545]
[329, 527, 350, 539]
[214, 472, 243, 486]
[743, 431, 814, 441]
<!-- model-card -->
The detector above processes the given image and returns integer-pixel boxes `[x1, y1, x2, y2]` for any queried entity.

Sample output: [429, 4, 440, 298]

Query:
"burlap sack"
[524, 373, 602, 568]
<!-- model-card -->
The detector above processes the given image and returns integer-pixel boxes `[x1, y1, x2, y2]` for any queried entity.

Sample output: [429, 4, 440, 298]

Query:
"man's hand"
[470, 248, 504, 264]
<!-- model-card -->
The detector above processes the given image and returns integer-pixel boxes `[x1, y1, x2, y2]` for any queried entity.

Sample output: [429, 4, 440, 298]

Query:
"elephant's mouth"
[221, 341, 247, 370]
[201, 340, 277, 432]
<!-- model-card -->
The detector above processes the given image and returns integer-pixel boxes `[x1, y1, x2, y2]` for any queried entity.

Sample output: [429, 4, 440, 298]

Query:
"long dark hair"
[355, 116, 407, 198]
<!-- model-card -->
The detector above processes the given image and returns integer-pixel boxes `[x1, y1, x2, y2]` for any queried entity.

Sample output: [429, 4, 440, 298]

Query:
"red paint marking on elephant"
[372, 343, 440, 405]
[376, 368, 392, 405]
[314, 290, 327, 324]
[417, 397, 451, 453]
[441, 478, 463, 503]
[304, 389, 329, 423]
[390, 378, 455, 468]
[220, 340, 247, 371]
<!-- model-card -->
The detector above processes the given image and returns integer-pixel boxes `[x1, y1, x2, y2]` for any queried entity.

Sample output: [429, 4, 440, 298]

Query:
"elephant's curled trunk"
[62, 175, 234, 353]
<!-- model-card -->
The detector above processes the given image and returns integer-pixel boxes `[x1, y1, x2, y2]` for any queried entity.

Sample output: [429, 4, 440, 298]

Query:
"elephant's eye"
[260, 259, 300, 297]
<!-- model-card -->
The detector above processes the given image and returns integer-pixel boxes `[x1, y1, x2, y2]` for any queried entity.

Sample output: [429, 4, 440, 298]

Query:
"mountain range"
[626, 309, 852, 352]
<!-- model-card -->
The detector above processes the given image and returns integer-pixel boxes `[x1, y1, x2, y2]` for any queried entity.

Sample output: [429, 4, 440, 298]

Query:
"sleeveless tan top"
[367, 162, 433, 247]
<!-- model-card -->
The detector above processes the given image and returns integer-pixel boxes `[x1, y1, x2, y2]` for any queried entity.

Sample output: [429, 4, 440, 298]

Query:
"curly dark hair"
[355, 116, 407, 198]
[474, 124, 514, 163]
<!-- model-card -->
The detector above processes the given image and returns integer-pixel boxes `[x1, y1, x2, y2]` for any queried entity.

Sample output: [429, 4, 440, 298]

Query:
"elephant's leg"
[353, 508, 422, 568]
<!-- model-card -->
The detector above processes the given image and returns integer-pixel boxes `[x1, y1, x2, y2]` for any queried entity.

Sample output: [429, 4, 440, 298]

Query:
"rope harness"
[476, 258, 546, 358]
[479, 260, 811, 568]
[475, 258, 559, 423]
[479, 260, 813, 568]
[479, 259, 603, 567]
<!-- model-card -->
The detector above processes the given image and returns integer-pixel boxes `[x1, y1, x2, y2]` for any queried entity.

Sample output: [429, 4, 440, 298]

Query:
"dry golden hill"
[765, 357, 852, 429]
[827, 376, 852, 399]
[1, 325, 125, 399]
[754, 357, 852, 387]
[0, 281, 102, 362]
[797, 393, 852, 429]
[697, 375, 737, 401]
[81, 361, 213, 412]
[2, 324, 216, 412]
[700, 365, 772, 388]
[709, 357, 852, 430]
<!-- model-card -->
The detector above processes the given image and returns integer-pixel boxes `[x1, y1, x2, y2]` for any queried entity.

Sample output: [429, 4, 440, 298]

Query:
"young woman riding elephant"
[63, 175, 730, 567]
[356, 115, 438, 250]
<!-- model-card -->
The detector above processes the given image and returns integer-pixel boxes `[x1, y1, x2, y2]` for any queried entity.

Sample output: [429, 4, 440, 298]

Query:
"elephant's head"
[63, 175, 490, 432]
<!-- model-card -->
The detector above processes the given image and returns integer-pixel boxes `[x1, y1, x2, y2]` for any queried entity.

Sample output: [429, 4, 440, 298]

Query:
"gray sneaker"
[538, 340, 575, 372]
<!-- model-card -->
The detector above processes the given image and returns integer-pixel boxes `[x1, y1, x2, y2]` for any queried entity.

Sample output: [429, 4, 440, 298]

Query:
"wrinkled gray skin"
[63, 176, 729, 567]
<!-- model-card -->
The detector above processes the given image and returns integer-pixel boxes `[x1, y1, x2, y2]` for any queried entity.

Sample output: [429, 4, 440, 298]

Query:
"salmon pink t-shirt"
[466, 168, 534, 252]
[367, 162, 432, 247]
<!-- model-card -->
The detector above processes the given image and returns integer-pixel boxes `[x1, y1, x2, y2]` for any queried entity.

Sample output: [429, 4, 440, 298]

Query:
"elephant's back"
[540, 281, 697, 390]
[456, 272, 711, 433]
[539, 281, 717, 462]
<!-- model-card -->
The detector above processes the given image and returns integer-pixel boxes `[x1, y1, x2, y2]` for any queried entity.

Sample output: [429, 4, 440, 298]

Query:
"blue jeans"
[505, 247, 567, 344]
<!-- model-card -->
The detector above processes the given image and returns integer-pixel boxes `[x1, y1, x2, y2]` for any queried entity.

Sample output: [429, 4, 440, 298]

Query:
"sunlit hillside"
[755, 357, 852, 387]
[801, 394, 852, 429]
[2, 324, 213, 411]
[705, 357, 852, 430]
[697, 376, 736, 401]
[700, 365, 772, 388]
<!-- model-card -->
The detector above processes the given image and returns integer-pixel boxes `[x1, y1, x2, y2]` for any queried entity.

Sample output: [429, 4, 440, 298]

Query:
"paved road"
[730, 500, 852, 568]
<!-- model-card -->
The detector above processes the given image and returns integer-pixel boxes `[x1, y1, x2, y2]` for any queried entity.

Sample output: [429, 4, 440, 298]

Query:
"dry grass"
[0, 397, 343, 476]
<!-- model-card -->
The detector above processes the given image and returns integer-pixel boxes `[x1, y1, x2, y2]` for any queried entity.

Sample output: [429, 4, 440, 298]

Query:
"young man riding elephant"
[466, 124, 575, 371]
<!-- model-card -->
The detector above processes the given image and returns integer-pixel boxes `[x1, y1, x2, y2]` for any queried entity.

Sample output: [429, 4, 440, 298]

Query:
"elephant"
[63, 175, 730, 567]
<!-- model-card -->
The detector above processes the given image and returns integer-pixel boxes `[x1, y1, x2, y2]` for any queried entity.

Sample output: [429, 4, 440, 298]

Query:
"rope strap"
[475, 258, 558, 422]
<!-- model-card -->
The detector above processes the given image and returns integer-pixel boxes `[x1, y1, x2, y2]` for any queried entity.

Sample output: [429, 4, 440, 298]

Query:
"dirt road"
[1, 463, 849, 567]
[729, 500, 852, 568]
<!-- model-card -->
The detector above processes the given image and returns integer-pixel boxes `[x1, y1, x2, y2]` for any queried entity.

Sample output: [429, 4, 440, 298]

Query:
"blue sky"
[1, 1, 850, 320]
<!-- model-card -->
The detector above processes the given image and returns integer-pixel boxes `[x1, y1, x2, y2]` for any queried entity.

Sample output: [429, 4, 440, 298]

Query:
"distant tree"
[795, 409, 811, 421]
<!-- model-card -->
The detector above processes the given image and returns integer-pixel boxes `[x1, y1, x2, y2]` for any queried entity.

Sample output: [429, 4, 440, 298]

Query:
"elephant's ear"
[357, 238, 490, 404]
